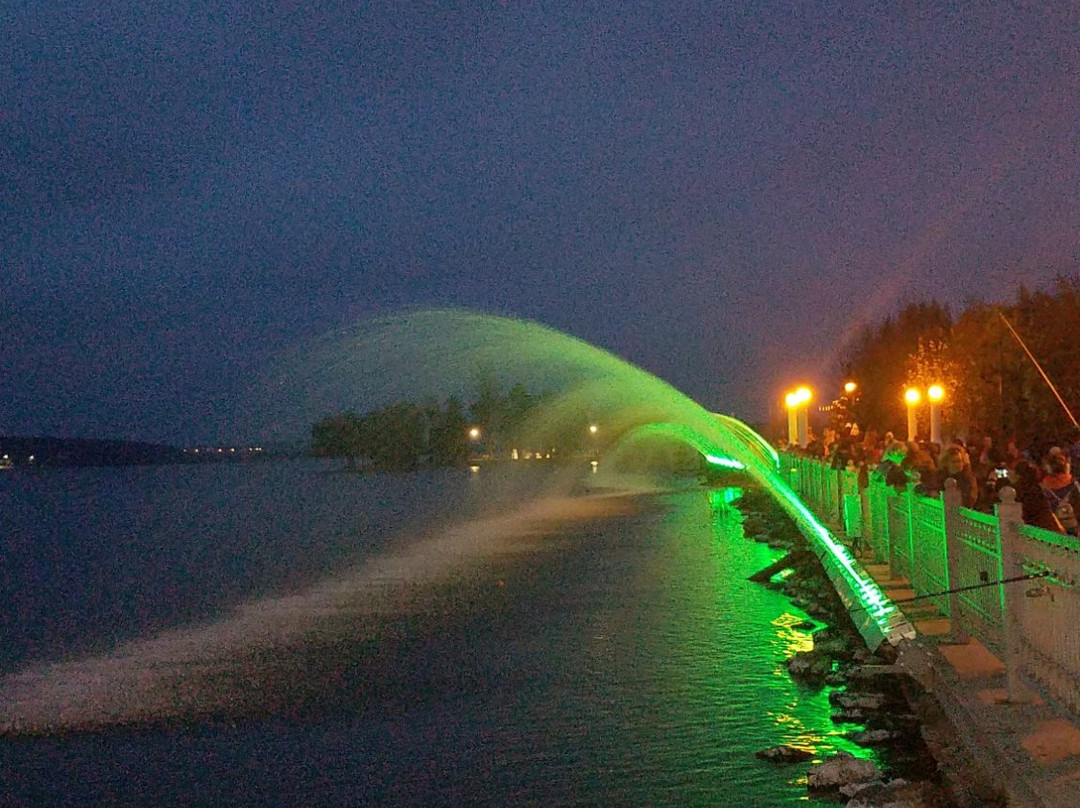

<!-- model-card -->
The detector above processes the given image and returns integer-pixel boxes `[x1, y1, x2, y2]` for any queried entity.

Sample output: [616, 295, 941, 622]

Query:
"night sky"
[3, 2, 1078, 444]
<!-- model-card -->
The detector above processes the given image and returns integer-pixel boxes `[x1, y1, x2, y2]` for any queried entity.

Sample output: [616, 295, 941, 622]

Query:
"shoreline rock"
[807, 751, 882, 791]
[755, 744, 815, 763]
[737, 483, 959, 807]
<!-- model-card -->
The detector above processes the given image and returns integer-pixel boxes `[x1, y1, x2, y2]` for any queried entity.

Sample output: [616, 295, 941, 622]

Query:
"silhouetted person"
[1013, 460, 1058, 532]
[929, 445, 979, 507]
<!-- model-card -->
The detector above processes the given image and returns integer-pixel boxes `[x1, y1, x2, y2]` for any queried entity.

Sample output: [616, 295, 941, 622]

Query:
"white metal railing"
[780, 452, 1080, 716]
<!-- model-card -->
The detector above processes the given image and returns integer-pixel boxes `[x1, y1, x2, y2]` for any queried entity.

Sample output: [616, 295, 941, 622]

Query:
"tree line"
[839, 275, 1080, 443]
[310, 381, 543, 471]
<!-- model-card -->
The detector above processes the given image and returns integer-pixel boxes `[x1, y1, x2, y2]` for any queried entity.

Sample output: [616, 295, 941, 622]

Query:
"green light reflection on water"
[707, 488, 879, 770]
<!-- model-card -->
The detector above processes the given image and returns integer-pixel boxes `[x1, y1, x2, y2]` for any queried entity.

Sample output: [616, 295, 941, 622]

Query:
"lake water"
[0, 461, 876, 806]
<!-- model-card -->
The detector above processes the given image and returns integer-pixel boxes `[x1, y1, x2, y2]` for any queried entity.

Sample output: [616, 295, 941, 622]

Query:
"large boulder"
[806, 751, 881, 791]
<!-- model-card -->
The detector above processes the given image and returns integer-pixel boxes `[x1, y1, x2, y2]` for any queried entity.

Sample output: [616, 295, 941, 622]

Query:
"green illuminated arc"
[618, 422, 748, 470]
[615, 414, 912, 649]
[280, 309, 915, 649]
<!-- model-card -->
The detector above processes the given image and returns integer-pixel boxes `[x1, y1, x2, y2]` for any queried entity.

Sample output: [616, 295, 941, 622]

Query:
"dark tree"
[311, 412, 364, 469]
[842, 301, 952, 435]
[428, 396, 468, 466]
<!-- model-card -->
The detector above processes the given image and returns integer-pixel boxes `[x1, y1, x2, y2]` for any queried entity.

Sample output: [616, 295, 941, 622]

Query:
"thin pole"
[998, 311, 1080, 431]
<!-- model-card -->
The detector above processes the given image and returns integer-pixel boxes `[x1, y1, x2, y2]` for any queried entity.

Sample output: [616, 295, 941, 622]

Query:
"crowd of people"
[780, 425, 1080, 537]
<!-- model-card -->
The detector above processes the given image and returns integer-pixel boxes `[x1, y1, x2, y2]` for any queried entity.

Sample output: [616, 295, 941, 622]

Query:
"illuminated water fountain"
[0, 308, 913, 738]
[265, 310, 914, 649]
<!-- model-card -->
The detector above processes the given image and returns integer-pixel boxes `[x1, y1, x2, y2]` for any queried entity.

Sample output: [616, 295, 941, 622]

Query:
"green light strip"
[704, 454, 745, 470]
[631, 420, 911, 646]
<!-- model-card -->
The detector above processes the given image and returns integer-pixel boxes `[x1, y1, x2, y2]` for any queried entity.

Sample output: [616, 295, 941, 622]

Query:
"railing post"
[942, 478, 969, 643]
[996, 486, 1028, 702]
[859, 468, 872, 557]
[905, 476, 918, 590]
[887, 487, 900, 578]
[833, 466, 841, 519]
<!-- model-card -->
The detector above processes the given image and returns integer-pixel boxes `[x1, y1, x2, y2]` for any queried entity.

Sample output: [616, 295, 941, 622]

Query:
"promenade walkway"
[780, 451, 1080, 806]
[858, 557, 1080, 807]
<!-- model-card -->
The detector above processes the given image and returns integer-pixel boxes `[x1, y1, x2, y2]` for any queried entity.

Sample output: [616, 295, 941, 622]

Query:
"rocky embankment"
[738, 487, 959, 808]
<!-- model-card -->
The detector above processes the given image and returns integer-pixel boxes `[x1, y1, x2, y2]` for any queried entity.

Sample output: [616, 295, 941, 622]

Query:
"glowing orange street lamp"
[843, 381, 857, 395]
[904, 387, 921, 441]
[784, 386, 812, 448]
[784, 391, 800, 446]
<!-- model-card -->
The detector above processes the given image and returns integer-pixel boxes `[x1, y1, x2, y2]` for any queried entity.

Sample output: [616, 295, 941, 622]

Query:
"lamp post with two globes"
[903, 385, 946, 444]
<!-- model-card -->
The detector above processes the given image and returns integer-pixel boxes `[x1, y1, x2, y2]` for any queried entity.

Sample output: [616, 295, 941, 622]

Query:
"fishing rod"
[845, 569, 1051, 614]
[998, 310, 1080, 431]
[888, 569, 1050, 606]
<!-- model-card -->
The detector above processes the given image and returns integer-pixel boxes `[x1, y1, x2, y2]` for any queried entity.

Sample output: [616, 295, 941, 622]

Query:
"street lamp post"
[784, 391, 799, 446]
[795, 387, 812, 448]
[784, 387, 812, 448]
[927, 384, 945, 445]
[904, 387, 921, 442]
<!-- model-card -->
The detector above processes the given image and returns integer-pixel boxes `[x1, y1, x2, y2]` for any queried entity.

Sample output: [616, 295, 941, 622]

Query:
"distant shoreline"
[0, 436, 296, 469]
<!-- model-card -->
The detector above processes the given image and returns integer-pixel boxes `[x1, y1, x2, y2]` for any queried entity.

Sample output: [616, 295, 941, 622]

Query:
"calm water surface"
[0, 462, 873, 806]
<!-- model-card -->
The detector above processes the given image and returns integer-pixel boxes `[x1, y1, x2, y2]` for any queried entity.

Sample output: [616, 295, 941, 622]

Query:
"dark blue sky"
[3, 2, 1078, 443]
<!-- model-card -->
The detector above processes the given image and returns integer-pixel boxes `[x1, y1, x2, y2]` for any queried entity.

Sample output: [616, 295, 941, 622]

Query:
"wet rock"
[843, 778, 944, 807]
[875, 643, 900, 665]
[814, 634, 856, 660]
[806, 751, 881, 792]
[787, 650, 833, 683]
[742, 515, 766, 534]
[825, 670, 848, 686]
[846, 664, 900, 683]
[849, 728, 900, 746]
[829, 690, 891, 711]
[755, 744, 814, 763]
[831, 708, 867, 724]
[841, 778, 890, 798]
[792, 620, 816, 631]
